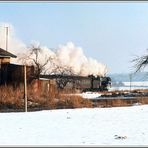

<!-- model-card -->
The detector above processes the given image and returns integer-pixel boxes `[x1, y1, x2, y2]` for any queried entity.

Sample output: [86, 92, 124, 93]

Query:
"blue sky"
[0, 2, 148, 74]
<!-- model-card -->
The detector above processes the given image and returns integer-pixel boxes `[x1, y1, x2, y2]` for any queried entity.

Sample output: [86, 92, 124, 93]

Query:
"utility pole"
[0, 26, 9, 50]
[129, 73, 132, 92]
[5, 26, 8, 51]
[24, 65, 28, 112]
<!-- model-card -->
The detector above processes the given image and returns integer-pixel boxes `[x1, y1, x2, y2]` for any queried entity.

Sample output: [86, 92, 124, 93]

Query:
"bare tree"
[51, 65, 76, 89]
[132, 49, 148, 72]
[18, 44, 53, 79]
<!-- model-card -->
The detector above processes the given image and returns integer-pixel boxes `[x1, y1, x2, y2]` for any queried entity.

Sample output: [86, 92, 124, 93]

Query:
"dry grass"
[51, 88, 93, 109]
[0, 85, 23, 109]
[56, 94, 93, 109]
[0, 83, 92, 111]
[91, 96, 148, 108]
[0, 82, 148, 112]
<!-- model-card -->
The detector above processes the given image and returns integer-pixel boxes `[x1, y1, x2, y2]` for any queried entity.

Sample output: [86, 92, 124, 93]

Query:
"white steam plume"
[55, 42, 108, 76]
[0, 23, 108, 76]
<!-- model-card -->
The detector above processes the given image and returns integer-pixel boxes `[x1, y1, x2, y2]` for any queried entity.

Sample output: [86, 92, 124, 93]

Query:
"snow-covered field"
[110, 81, 148, 91]
[1, 105, 148, 146]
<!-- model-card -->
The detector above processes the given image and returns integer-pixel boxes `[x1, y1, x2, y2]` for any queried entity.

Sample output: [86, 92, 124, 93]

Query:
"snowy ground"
[1, 105, 148, 146]
[80, 92, 102, 99]
[110, 81, 148, 91]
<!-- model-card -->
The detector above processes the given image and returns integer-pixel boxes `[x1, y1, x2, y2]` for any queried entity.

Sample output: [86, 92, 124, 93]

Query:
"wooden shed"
[0, 48, 17, 85]
[0, 48, 17, 64]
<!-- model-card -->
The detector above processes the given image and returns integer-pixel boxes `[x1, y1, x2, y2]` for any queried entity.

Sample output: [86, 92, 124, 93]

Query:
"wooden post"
[0, 60, 1, 84]
[5, 26, 8, 51]
[129, 73, 132, 92]
[24, 65, 27, 112]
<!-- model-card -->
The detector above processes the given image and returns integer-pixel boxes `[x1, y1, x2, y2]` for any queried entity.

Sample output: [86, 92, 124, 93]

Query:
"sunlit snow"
[0, 105, 148, 146]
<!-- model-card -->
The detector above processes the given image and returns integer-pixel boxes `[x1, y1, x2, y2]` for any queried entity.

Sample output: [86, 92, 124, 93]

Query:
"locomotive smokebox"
[88, 74, 111, 91]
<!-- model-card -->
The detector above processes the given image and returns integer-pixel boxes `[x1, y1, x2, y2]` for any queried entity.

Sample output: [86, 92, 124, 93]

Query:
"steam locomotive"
[40, 74, 111, 92]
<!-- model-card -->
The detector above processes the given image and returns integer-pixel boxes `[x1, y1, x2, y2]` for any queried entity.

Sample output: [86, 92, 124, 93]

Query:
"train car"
[40, 74, 111, 92]
[77, 75, 111, 92]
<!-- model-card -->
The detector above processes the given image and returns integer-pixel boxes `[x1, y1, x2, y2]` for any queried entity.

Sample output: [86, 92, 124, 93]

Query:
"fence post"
[129, 73, 132, 92]
[24, 65, 27, 112]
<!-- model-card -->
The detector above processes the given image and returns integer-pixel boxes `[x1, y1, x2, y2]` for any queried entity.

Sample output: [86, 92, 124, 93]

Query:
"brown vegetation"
[0, 85, 23, 110]
[0, 84, 93, 112]
[0, 83, 148, 112]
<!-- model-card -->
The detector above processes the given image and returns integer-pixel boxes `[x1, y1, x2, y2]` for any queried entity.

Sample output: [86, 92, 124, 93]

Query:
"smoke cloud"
[55, 42, 108, 76]
[0, 23, 108, 76]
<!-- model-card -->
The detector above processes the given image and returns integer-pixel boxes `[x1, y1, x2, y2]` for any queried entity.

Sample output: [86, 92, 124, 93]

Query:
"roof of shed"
[0, 48, 17, 58]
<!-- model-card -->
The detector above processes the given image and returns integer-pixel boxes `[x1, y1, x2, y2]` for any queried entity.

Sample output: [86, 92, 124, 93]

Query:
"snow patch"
[81, 92, 102, 99]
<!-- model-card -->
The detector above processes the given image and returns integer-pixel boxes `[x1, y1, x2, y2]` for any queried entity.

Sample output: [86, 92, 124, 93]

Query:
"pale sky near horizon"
[0, 2, 148, 74]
